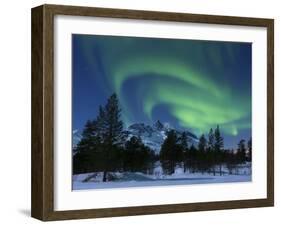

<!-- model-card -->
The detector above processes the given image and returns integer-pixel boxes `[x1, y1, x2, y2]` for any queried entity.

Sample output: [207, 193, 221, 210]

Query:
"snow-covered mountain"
[73, 120, 198, 154]
[124, 120, 198, 153]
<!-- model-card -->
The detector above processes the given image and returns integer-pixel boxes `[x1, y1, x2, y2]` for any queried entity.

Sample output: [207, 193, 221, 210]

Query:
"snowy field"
[73, 174, 251, 190]
[72, 163, 251, 190]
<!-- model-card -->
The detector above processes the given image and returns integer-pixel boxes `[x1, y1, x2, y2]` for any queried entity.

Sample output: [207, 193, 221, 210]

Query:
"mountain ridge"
[125, 120, 198, 153]
[73, 120, 198, 154]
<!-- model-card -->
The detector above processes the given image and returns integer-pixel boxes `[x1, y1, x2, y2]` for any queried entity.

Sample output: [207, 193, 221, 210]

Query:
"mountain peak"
[128, 123, 153, 135]
[153, 120, 164, 131]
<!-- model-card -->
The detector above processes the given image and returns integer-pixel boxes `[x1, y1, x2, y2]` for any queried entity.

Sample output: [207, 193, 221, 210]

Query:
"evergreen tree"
[180, 131, 189, 150]
[189, 144, 197, 173]
[247, 138, 252, 162]
[76, 120, 96, 152]
[97, 93, 124, 181]
[160, 130, 182, 174]
[180, 132, 189, 172]
[225, 149, 236, 175]
[198, 134, 207, 152]
[73, 120, 103, 174]
[208, 128, 217, 176]
[214, 125, 224, 151]
[98, 94, 124, 145]
[237, 139, 246, 163]
[197, 134, 207, 174]
[124, 136, 154, 173]
[207, 128, 216, 175]
[214, 125, 224, 175]
[208, 128, 215, 151]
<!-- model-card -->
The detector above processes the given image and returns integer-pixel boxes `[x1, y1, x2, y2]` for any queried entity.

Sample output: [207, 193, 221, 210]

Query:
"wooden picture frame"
[31, 4, 274, 221]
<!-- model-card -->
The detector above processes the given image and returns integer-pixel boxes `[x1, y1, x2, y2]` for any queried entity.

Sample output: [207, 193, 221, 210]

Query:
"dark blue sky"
[72, 34, 252, 149]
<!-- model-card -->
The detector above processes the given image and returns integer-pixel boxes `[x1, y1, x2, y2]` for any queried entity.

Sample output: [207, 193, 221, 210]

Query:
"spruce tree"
[189, 144, 197, 173]
[73, 120, 102, 174]
[237, 139, 246, 163]
[198, 134, 207, 152]
[97, 93, 124, 181]
[160, 130, 181, 175]
[76, 120, 95, 152]
[124, 136, 154, 173]
[247, 138, 252, 162]
[208, 128, 215, 151]
[214, 125, 224, 175]
[180, 132, 189, 150]
[180, 132, 189, 172]
[214, 125, 223, 151]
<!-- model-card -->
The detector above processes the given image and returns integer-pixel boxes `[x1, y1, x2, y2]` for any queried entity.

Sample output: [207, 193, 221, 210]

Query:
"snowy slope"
[73, 120, 198, 154]
[124, 120, 198, 153]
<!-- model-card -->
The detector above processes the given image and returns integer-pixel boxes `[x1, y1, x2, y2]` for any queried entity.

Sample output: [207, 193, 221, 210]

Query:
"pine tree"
[76, 120, 95, 152]
[73, 120, 103, 174]
[124, 136, 154, 173]
[180, 132, 189, 172]
[226, 149, 236, 175]
[214, 125, 223, 151]
[208, 128, 215, 151]
[189, 144, 197, 173]
[97, 93, 124, 181]
[160, 130, 181, 175]
[237, 139, 246, 163]
[180, 132, 189, 150]
[247, 138, 252, 162]
[198, 134, 207, 152]
[198, 134, 211, 174]
[214, 125, 224, 175]
[98, 94, 124, 145]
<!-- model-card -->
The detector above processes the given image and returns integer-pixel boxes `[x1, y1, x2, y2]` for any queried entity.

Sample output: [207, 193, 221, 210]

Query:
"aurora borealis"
[72, 34, 252, 149]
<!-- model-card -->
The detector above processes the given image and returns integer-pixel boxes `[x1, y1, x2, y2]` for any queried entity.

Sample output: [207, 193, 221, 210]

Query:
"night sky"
[72, 34, 252, 149]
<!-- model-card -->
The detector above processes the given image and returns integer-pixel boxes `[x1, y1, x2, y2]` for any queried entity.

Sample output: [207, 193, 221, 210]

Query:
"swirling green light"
[112, 56, 225, 98]
[139, 80, 250, 135]
[106, 55, 250, 136]
[79, 35, 251, 136]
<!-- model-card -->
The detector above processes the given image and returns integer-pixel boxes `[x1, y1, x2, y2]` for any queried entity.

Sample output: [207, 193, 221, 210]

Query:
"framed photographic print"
[31, 4, 274, 221]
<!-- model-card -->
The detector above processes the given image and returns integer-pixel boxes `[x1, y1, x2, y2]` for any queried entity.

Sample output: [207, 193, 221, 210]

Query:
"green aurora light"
[76, 35, 252, 137]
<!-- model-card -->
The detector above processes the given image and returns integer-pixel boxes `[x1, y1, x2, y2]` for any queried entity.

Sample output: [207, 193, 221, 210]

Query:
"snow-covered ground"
[72, 163, 251, 190]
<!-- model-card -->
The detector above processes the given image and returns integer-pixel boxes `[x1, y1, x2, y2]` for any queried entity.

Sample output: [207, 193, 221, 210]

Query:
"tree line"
[73, 93, 252, 181]
[73, 93, 156, 181]
[159, 127, 251, 176]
